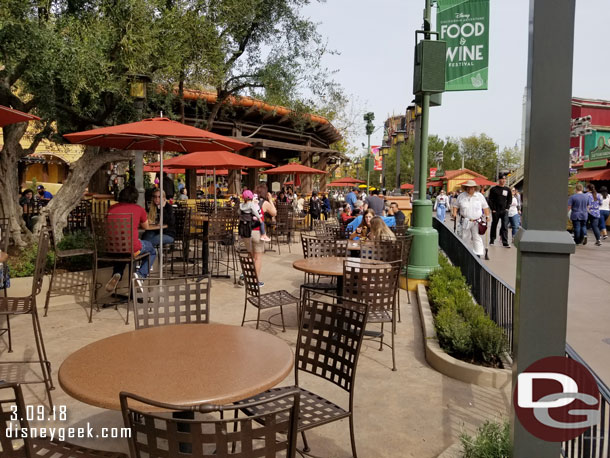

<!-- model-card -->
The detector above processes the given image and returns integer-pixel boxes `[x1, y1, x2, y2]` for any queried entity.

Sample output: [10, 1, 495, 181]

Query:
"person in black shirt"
[488, 174, 511, 247]
[389, 202, 406, 226]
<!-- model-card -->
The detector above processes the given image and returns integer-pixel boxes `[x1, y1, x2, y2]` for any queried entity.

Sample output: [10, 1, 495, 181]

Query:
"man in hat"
[488, 173, 511, 247]
[451, 180, 490, 257]
[36, 185, 53, 206]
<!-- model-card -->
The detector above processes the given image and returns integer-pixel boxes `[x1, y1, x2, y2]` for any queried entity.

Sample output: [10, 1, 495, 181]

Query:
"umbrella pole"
[213, 168, 217, 213]
[159, 139, 164, 280]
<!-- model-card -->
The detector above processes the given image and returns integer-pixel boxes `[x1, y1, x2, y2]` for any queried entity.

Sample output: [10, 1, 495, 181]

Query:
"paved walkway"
[446, 218, 610, 385]
[1, 239, 510, 457]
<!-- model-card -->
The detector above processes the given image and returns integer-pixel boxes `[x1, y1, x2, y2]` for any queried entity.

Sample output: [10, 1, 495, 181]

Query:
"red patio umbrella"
[458, 177, 497, 187]
[264, 163, 326, 191]
[163, 150, 271, 207]
[144, 163, 247, 176]
[400, 183, 414, 190]
[0, 105, 40, 127]
[64, 117, 250, 278]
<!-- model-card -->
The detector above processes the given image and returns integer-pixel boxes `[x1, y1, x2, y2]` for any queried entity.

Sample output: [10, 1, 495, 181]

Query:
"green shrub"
[56, 230, 94, 272]
[429, 253, 508, 367]
[460, 420, 511, 458]
[435, 306, 473, 357]
[8, 242, 54, 278]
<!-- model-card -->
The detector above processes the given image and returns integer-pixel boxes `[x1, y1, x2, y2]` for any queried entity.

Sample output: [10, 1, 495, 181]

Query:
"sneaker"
[105, 273, 121, 292]
[583, 236, 588, 246]
[260, 234, 271, 242]
[503, 244, 511, 248]
[258, 281, 265, 287]
[604, 235, 608, 240]
[595, 240, 602, 246]
[133, 272, 144, 292]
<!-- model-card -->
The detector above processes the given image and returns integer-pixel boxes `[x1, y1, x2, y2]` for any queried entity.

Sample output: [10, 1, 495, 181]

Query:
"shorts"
[241, 230, 265, 253]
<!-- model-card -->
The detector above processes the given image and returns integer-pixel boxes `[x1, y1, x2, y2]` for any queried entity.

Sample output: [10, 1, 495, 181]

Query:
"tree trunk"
[0, 124, 33, 247]
[34, 146, 133, 239]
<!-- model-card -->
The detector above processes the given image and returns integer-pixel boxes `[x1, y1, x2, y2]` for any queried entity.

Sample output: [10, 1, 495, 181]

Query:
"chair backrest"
[0, 383, 35, 456]
[300, 235, 341, 258]
[133, 275, 211, 329]
[173, 207, 192, 242]
[237, 251, 259, 298]
[296, 290, 369, 393]
[120, 389, 299, 458]
[360, 239, 404, 262]
[394, 234, 414, 272]
[208, 213, 235, 241]
[196, 200, 215, 214]
[66, 199, 92, 233]
[91, 213, 134, 255]
[32, 228, 51, 297]
[342, 259, 400, 316]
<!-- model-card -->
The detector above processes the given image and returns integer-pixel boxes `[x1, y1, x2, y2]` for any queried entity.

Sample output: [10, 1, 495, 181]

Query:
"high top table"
[59, 323, 293, 410]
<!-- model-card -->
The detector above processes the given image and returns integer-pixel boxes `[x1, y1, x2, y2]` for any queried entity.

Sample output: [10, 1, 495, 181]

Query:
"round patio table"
[58, 323, 293, 411]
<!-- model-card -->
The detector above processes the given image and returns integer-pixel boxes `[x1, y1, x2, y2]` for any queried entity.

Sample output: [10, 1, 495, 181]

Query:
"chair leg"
[31, 309, 54, 408]
[44, 257, 58, 317]
[256, 306, 261, 330]
[89, 256, 97, 323]
[279, 305, 286, 332]
[6, 314, 12, 353]
[348, 414, 359, 458]
[300, 431, 311, 453]
[379, 323, 384, 351]
[241, 298, 248, 327]
[126, 260, 133, 325]
[395, 291, 400, 330]
[406, 276, 411, 304]
[391, 320, 397, 371]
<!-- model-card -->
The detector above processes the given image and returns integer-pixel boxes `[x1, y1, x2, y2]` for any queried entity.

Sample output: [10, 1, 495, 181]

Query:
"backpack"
[238, 210, 253, 238]
[310, 198, 321, 216]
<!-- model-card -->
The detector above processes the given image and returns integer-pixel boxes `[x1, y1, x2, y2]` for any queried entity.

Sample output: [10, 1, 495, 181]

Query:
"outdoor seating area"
[0, 216, 511, 457]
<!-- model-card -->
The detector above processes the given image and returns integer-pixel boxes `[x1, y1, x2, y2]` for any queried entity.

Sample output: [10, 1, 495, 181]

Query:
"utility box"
[413, 40, 447, 95]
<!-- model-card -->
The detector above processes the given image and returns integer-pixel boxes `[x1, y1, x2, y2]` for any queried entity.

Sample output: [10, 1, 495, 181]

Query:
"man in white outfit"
[451, 180, 491, 257]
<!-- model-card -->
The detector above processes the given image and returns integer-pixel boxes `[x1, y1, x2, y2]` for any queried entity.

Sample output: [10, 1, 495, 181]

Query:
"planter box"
[417, 284, 512, 389]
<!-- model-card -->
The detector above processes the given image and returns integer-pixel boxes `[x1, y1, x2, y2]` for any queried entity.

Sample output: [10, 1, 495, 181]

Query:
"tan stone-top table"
[58, 323, 293, 410]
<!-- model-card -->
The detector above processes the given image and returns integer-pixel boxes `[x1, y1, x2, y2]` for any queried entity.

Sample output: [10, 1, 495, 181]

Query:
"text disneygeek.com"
[5, 423, 131, 441]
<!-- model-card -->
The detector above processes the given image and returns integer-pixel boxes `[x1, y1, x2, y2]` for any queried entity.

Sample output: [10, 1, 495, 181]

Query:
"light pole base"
[407, 199, 439, 279]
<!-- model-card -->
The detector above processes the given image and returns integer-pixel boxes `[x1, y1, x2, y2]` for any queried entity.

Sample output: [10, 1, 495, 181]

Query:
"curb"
[417, 284, 512, 389]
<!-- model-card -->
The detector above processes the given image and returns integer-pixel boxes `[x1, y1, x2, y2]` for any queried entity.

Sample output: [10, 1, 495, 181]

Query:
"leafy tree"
[459, 133, 499, 179]
[0, 0, 341, 243]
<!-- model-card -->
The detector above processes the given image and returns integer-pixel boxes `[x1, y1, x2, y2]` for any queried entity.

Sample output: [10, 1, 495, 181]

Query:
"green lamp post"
[407, 0, 446, 280]
[364, 112, 375, 191]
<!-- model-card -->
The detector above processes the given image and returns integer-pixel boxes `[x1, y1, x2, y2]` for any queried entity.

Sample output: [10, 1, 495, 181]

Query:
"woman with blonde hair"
[369, 216, 396, 240]
[142, 190, 175, 247]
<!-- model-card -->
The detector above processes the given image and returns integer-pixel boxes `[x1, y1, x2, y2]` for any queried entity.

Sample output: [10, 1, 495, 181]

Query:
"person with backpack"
[239, 190, 270, 242]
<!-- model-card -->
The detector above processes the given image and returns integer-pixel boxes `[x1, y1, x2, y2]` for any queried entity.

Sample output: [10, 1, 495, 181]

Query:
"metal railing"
[433, 217, 515, 352]
[563, 344, 610, 458]
[433, 217, 610, 457]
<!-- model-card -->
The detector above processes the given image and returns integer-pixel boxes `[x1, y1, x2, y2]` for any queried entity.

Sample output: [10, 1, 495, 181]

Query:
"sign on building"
[437, 0, 490, 91]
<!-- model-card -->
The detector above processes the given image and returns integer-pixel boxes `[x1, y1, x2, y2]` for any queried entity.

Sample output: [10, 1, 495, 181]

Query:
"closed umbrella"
[0, 105, 40, 127]
[64, 117, 249, 277]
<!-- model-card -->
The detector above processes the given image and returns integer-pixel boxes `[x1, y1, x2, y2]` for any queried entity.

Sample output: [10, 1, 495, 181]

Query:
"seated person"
[388, 202, 406, 226]
[19, 188, 38, 231]
[36, 185, 53, 206]
[178, 187, 188, 200]
[105, 186, 157, 292]
[349, 209, 375, 240]
[142, 190, 175, 247]
[347, 208, 396, 234]
[340, 203, 352, 224]
[368, 216, 396, 241]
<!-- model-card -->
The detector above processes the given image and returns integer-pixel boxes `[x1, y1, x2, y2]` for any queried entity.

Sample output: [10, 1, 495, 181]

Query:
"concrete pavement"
[0, 239, 510, 457]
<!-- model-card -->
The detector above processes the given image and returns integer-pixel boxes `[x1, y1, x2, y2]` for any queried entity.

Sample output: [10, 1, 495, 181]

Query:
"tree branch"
[23, 122, 54, 156]
[225, 19, 260, 70]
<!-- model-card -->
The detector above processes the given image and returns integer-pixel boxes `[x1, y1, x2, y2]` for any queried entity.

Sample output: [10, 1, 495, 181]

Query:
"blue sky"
[303, 0, 609, 152]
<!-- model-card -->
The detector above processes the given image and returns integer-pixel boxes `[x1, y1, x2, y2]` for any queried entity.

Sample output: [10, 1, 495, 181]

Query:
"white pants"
[460, 219, 485, 256]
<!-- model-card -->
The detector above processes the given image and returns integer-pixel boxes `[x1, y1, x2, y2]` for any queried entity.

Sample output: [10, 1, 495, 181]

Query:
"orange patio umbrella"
[459, 177, 497, 187]
[0, 105, 40, 127]
[64, 117, 250, 278]
[400, 183, 414, 190]
[263, 163, 326, 189]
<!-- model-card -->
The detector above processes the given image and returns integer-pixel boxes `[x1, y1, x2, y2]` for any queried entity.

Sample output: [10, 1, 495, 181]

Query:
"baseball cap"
[242, 190, 254, 200]
[37, 185, 45, 190]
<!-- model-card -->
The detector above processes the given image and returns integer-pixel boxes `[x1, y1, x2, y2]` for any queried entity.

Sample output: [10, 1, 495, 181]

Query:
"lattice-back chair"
[44, 214, 97, 322]
[121, 389, 299, 458]
[0, 217, 9, 291]
[91, 213, 150, 325]
[169, 207, 192, 275]
[133, 275, 211, 329]
[343, 259, 400, 371]
[237, 251, 298, 332]
[239, 291, 369, 457]
[0, 382, 127, 457]
[299, 235, 344, 296]
[208, 212, 238, 282]
[196, 199, 215, 214]
[66, 199, 92, 234]
[0, 229, 54, 406]
[313, 219, 328, 238]
[271, 202, 293, 254]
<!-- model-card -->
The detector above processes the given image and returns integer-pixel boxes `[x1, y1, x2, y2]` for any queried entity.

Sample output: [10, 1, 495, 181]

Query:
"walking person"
[434, 189, 449, 222]
[586, 183, 603, 246]
[488, 174, 511, 247]
[598, 186, 609, 240]
[507, 187, 521, 243]
[309, 191, 322, 229]
[568, 183, 589, 245]
[451, 180, 491, 258]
